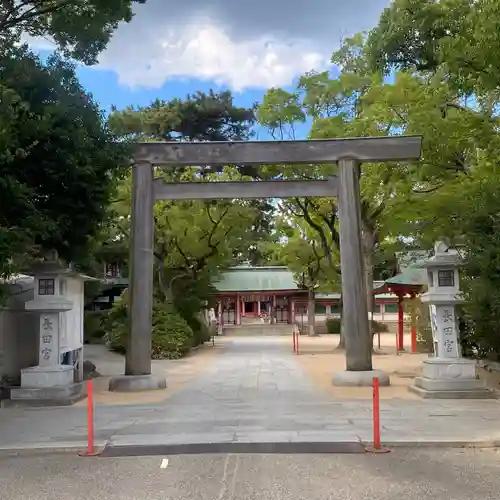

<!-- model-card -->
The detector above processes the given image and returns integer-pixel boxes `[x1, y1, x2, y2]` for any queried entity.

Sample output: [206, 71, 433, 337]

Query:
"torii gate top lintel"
[134, 135, 422, 165]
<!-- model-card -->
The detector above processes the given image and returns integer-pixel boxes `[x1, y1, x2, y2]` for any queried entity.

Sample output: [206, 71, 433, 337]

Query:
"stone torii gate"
[109, 136, 422, 392]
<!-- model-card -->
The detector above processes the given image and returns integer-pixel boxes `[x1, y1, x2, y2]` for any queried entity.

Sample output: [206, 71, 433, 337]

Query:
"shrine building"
[212, 264, 400, 326]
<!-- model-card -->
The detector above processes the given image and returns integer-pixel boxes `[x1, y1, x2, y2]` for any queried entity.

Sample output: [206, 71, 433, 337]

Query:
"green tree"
[0, 47, 129, 280]
[108, 91, 275, 264]
[108, 90, 255, 142]
[154, 167, 263, 291]
[274, 214, 339, 336]
[0, 0, 146, 64]
[366, 0, 500, 95]
[257, 36, 387, 316]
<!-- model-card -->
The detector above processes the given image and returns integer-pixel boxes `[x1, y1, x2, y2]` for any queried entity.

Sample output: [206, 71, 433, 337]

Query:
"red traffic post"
[411, 326, 417, 353]
[395, 330, 401, 355]
[365, 377, 390, 454]
[78, 380, 101, 457]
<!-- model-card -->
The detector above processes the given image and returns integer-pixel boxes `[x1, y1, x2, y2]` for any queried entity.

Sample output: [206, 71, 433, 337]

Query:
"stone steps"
[223, 324, 293, 336]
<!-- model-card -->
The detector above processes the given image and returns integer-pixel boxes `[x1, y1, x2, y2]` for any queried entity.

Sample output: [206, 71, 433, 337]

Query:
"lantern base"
[6, 381, 86, 407]
[410, 358, 495, 399]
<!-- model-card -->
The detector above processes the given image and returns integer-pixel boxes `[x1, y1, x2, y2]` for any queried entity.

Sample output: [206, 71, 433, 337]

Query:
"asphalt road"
[1, 448, 500, 500]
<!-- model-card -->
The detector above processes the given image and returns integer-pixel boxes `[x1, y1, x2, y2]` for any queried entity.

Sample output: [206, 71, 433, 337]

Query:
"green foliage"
[108, 90, 255, 143]
[1, 0, 146, 64]
[366, 0, 500, 94]
[154, 170, 262, 275]
[151, 305, 194, 360]
[103, 291, 195, 359]
[451, 164, 500, 359]
[274, 215, 339, 292]
[325, 317, 341, 334]
[103, 295, 129, 354]
[84, 310, 108, 344]
[325, 317, 388, 334]
[371, 320, 389, 334]
[0, 46, 129, 279]
[97, 91, 273, 329]
[415, 300, 433, 352]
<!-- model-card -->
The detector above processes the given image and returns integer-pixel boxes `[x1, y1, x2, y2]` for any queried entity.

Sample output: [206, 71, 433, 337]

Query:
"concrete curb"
[1, 438, 499, 457]
[100, 441, 366, 456]
[0, 441, 108, 458]
[380, 440, 500, 449]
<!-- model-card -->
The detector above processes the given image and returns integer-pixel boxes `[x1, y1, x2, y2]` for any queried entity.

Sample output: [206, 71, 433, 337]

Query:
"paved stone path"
[1, 336, 500, 453]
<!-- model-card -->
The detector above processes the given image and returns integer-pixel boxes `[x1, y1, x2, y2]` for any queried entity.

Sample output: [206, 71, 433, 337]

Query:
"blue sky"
[34, 0, 391, 140]
[72, 57, 315, 140]
[76, 65, 267, 116]
[75, 63, 287, 139]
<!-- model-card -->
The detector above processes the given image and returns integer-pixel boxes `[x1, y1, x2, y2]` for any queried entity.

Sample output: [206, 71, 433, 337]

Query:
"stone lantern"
[10, 262, 88, 405]
[410, 242, 493, 398]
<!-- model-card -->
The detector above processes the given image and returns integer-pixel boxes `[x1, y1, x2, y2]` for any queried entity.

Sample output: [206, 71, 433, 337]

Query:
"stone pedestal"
[409, 358, 494, 399]
[11, 363, 85, 406]
[332, 369, 390, 387]
[21, 364, 74, 388]
[109, 374, 167, 392]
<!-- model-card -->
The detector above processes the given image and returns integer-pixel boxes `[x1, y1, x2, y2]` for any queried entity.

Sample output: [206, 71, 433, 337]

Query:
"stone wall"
[0, 277, 38, 387]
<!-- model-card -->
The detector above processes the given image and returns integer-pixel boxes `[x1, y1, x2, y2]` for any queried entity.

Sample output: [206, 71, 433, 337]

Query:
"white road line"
[160, 458, 169, 469]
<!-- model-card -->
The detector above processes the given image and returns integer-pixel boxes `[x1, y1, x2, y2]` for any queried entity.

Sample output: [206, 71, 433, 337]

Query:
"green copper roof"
[213, 266, 299, 292]
[384, 262, 427, 287]
[213, 266, 401, 297]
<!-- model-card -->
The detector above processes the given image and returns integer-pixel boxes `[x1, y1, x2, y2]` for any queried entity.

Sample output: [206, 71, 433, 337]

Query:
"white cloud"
[28, 0, 392, 91]
[99, 22, 327, 91]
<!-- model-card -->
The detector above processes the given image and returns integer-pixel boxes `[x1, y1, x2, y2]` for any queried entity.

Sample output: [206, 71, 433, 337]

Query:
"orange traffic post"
[410, 299, 417, 353]
[397, 296, 405, 352]
[78, 380, 100, 457]
[411, 327, 417, 353]
[373, 377, 381, 448]
[365, 377, 390, 453]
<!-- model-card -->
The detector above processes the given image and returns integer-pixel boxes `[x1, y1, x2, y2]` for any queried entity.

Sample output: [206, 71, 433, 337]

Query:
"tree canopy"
[0, 0, 146, 64]
[367, 0, 500, 95]
[0, 47, 129, 279]
[108, 90, 255, 142]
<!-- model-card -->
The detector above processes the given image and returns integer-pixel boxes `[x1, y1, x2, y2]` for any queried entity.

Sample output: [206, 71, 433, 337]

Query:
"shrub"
[326, 317, 389, 334]
[151, 306, 193, 359]
[103, 292, 194, 359]
[187, 315, 212, 347]
[415, 299, 433, 353]
[84, 310, 108, 344]
[103, 297, 128, 354]
[325, 317, 341, 333]
[371, 320, 389, 333]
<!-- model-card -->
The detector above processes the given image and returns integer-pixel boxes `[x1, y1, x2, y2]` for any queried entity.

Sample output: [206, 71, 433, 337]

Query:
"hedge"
[103, 293, 194, 359]
[84, 310, 108, 344]
[325, 317, 389, 334]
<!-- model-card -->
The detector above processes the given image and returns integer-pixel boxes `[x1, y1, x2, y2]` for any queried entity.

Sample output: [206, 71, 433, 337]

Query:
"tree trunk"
[362, 225, 375, 315]
[336, 295, 345, 350]
[157, 266, 172, 302]
[307, 287, 317, 336]
[362, 224, 377, 353]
